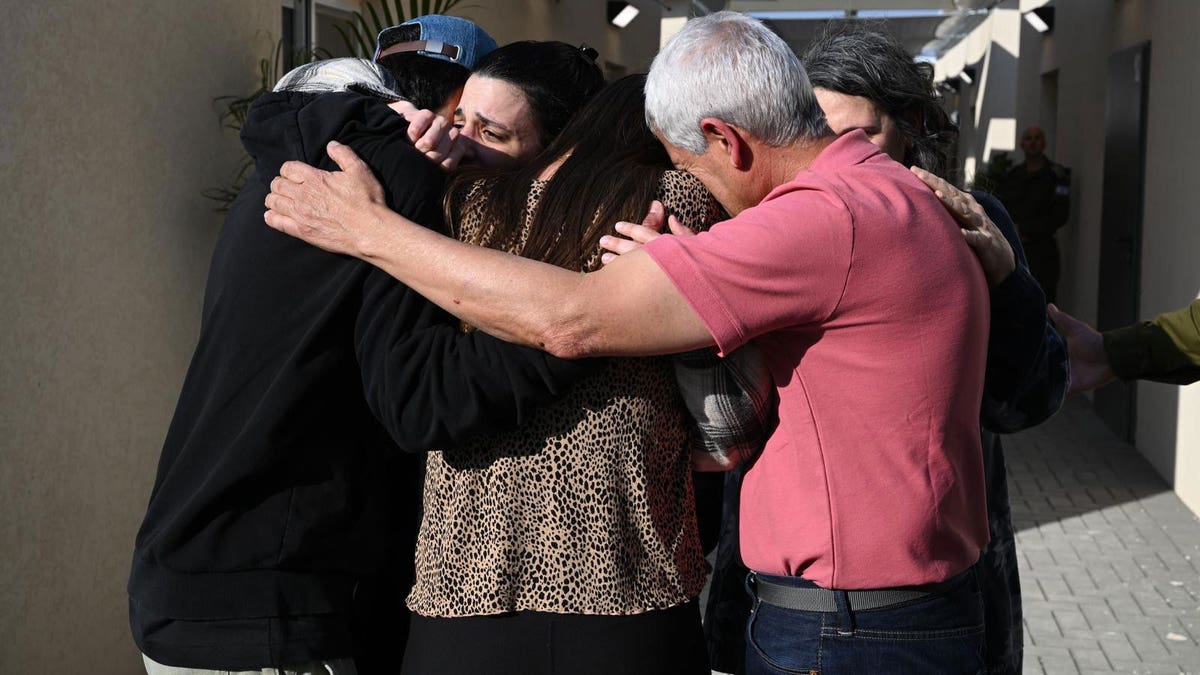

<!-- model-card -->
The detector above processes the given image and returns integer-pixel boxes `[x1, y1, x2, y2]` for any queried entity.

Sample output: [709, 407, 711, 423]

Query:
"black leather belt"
[752, 574, 936, 612]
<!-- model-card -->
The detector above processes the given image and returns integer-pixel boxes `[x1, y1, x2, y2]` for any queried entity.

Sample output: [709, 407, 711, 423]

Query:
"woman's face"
[813, 87, 908, 163]
[454, 75, 542, 169]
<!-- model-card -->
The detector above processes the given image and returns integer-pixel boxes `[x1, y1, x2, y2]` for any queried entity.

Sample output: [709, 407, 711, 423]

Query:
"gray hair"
[645, 11, 830, 155]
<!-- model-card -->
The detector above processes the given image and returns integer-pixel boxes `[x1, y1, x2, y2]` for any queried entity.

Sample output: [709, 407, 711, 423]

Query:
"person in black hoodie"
[129, 17, 591, 675]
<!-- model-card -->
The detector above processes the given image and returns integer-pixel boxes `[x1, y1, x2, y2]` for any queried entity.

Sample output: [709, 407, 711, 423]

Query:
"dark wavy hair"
[802, 22, 959, 182]
[446, 74, 674, 272]
[471, 41, 606, 149]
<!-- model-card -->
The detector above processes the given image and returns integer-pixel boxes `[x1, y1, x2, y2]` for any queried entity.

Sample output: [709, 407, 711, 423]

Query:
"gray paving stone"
[1071, 646, 1113, 670]
[1099, 634, 1141, 664]
[1055, 608, 1093, 633]
[1006, 399, 1200, 675]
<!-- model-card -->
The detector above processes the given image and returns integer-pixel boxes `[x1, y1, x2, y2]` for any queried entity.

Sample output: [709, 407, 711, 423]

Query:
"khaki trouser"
[143, 654, 358, 675]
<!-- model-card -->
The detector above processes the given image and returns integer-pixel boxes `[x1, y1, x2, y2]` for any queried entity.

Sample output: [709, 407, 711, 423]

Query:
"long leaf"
[356, 13, 377, 49]
[345, 17, 367, 55]
[380, 0, 394, 27]
[334, 23, 359, 57]
[410, 0, 420, 22]
[366, 2, 385, 36]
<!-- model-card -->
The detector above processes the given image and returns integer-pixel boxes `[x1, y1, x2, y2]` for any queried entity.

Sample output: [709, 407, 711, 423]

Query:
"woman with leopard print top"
[399, 75, 725, 675]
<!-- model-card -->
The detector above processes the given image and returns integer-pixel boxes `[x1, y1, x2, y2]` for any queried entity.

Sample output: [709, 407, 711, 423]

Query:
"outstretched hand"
[599, 200, 695, 265]
[1047, 303, 1114, 396]
[264, 140, 386, 258]
[911, 166, 1016, 287]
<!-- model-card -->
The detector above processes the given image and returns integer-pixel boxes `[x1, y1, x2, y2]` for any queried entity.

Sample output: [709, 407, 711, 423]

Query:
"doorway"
[1095, 41, 1151, 442]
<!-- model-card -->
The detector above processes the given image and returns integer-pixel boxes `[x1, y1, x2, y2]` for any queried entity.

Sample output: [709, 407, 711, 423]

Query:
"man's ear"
[435, 86, 465, 122]
[699, 117, 752, 171]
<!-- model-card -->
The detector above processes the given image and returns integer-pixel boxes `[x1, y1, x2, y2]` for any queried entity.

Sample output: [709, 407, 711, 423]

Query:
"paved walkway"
[1009, 398, 1200, 674]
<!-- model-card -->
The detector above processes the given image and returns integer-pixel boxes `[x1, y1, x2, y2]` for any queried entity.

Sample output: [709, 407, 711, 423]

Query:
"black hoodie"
[128, 90, 588, 669]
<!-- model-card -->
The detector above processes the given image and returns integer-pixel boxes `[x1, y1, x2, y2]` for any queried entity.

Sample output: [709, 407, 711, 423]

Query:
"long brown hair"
[446, 74, 673, 272]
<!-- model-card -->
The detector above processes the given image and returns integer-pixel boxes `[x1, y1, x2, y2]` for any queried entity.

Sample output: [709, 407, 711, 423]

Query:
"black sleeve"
[973, 191, 1070, 433]
[1104, 322, 1200, 385]
[337, 105, 594, 452]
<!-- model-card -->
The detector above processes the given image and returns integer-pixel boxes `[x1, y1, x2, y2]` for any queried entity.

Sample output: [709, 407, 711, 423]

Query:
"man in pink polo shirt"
[264, 12, 991, 673]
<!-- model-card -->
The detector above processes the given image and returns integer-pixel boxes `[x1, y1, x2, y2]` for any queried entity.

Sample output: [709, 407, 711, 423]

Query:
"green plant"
[202, 40, 327, 214]
[337, 0, 474, 57]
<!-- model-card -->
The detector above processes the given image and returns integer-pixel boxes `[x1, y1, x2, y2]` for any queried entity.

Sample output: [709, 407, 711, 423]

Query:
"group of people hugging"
[129, 11, 1069, 675]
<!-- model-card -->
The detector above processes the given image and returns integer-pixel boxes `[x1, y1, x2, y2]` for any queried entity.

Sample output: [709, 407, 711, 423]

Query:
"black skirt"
[400, 599, 709, 675]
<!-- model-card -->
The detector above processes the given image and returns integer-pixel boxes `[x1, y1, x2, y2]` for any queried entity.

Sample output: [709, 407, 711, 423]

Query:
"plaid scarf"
[273, 57, 402, 101]
[675, 343, 776, 470]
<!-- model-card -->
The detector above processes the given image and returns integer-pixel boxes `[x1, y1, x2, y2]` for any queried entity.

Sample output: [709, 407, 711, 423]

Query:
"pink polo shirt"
[645, 132, 990, 589]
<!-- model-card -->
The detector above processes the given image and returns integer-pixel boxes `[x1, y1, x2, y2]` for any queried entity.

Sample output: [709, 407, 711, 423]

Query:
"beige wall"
[942, 0, 1200, 515]
[1135, 0, 1200, 515]
[1, 1, 278, 673]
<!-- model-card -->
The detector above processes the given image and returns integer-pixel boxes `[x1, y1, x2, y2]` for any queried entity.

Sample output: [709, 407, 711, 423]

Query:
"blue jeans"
[744, 570, 986, 675]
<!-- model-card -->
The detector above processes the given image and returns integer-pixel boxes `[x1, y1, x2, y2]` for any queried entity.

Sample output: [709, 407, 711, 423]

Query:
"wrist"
[355, 202, 394, 261]
[986, 267, 1012, 288]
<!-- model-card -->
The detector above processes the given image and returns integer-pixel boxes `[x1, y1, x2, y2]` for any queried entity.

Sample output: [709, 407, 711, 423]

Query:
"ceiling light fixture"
[608, 2, 640, 28]
[1024, 6, 1055, 34]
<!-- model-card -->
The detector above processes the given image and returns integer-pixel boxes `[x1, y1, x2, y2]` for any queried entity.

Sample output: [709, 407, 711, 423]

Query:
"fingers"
[911, 166, 978, 227]
[279, 159, 324, 184]
[961, 227, 988, 252]
[911, 165, 956, 199]
[614, 220, 664, 244]
[910, 164, 973, 220]
[263, 207, 300, 236]
[326, 141, 371, 176]
[400, 114, 462, 169]
[640, 200, 667, 232]
[402, 108, 437, 145]
[667, 215, 696, 237]
[942, 189, 979, 228]
[1047, 303, 1092, 338]
[1047, 303, 1078, 332]
[412, 116, 451, 155]
[387, 100, 419, 117]
[438, 128, 468, 171]
[263, 189, 291, 215]
[600, 207, 684, 265]
[599, 234, 643, 258]
[961, 193, 986, 223]
[269, 175, 293, 200]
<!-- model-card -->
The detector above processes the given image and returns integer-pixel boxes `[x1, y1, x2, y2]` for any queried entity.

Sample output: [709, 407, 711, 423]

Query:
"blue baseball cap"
[373, 15, 498, 70]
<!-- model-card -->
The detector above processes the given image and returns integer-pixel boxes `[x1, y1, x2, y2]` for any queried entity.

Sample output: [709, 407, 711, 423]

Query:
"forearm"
[354, 202, 711, 358]
[1154, 299, 1200, 365]
[355, 268, 597, 451]
[1104, 321, 1200, 385]
[352, 202, 589, 353]
[265, 146, 712, 357]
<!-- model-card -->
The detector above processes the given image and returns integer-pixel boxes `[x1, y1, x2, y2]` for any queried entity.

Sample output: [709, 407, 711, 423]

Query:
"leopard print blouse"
[407, 170, 725, 617]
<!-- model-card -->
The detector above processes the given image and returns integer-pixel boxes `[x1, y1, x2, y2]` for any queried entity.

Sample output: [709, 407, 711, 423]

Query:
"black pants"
[401, 600, 709, 675]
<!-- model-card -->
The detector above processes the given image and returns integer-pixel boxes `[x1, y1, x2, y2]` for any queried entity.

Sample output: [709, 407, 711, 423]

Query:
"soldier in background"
[998, 126, 1071, 303]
